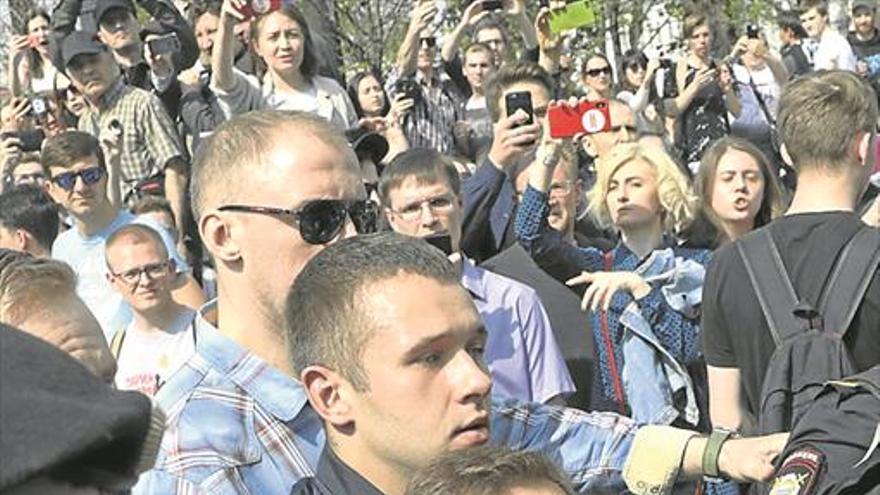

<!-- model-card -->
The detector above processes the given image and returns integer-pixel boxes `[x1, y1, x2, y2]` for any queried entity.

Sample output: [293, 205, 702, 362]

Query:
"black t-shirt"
[701, 212, 880, 415]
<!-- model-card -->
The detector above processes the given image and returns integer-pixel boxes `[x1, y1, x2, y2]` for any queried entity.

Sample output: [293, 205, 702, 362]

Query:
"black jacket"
[290, 447, 385, 495]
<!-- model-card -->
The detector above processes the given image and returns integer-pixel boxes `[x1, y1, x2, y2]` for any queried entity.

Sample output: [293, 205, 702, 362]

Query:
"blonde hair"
[587, 143, 697, 234]
[0, 252, 78, 326]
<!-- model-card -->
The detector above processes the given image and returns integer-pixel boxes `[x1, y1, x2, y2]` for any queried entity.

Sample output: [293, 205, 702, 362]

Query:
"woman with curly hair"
[516, 138, 713, 431]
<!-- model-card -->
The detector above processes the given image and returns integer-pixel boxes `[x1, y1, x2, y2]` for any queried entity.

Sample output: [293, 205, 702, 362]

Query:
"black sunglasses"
[585, 66, 612, 77]
[218, 199, 378, 245]
[51, 167, 105, 190]
[420, 37, 436, 49]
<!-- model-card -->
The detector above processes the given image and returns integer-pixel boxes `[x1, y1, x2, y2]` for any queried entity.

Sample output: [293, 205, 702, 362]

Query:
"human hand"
[358, 116, 388, 134]
[1, 98, 31, 133]
[731, 36, 749, 58]
[99, 120, 123, 167]
[388, 94, 415, 126]
[718, 64, 734, 93]
[718, 433, 789, 483]
[687, 66, 716, 92]
[535, 8, 561, 52]
[411, 0, 438, 32]
[566, 271, 651, 312]
[505, 0, 526, 17]
[1, 134, 23, 173]
[10, 35, 31, 62]
[487, 110, 541, 169]
[461, 0, 487, 27]
[221, 0, 247, 21]
[144, 39, 175, 79]
[857, 60, 870, 77]
[645, 58, 661, 79]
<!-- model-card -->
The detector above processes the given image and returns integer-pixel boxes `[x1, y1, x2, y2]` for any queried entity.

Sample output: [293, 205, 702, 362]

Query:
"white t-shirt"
[813, 29, 857, 71]
[113, 308, 196, 396]
[731, 64, 780, 140]
[52, 210, 189, 342]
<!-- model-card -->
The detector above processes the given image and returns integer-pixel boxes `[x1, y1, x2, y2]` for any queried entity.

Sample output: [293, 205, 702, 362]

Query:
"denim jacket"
[619, 249, 705, 426]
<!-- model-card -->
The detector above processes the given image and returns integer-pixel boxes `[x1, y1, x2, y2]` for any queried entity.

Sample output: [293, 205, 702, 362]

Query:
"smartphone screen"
[505, 91, 534, 127]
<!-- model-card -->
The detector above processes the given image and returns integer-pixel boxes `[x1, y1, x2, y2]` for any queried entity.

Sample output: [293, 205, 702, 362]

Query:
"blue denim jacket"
[619, 249, 706, 427]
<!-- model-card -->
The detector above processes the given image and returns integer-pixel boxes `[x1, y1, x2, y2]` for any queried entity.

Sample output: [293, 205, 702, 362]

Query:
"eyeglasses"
[109, 260, 173, 286]
[13, 172, 46, 185]
[218, 199, 379, 245]
[585, 66, 612, 78]
[50, 167, 105, 190]
[390, 194, 456, 222]
[420, 37, 436, 49]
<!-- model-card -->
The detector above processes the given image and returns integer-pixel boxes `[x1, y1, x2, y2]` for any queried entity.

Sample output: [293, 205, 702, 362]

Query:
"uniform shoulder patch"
[768, 446, 824, 495]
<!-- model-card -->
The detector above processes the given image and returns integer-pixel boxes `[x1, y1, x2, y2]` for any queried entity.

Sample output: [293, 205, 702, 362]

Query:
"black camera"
[28, 95, 49, 124]
[659, 58, 673, 70]
[1, 129, 46, 153]
[746, 24, 759, 39]
[395, 78, 422, 105]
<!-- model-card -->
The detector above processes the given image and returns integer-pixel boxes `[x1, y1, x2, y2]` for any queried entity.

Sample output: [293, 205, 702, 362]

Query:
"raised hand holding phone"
[548, 99, 611, 139]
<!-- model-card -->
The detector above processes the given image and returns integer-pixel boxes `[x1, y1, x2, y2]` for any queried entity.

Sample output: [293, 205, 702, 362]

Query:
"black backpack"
[737, 226, 880, 434]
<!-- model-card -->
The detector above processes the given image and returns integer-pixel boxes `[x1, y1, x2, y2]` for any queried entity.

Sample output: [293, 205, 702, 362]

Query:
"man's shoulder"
[472, 263, 544, 308]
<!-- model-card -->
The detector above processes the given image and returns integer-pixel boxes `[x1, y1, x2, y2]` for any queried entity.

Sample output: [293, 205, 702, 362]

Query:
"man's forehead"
[390, 177, 452, 202]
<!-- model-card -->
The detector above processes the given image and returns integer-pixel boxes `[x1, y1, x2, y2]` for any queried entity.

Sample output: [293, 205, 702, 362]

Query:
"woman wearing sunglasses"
[669, 14, 741, 173]
[516, 137, 714, 433]
[617, 49, 666, 138]
[211, 0, 358, 130]
[580, 53, 615, 101]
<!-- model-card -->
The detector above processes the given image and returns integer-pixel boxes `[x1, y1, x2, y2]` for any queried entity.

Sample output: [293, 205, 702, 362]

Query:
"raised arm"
[395, 0, 437, 77]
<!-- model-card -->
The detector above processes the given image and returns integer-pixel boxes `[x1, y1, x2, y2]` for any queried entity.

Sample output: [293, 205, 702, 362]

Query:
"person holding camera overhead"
[668, 14, 741, 174]
[617, 50, 666, 138]
[386, 0, 462, 154]
[210, 0, 358, 130]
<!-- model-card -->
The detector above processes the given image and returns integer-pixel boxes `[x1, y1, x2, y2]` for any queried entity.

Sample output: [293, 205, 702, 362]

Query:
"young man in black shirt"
[701, 70, 880, 432]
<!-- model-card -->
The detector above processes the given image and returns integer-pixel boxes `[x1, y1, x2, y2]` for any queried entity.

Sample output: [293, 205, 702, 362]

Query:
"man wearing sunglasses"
[105, 224, 197, 396]
[379, 148, 574, 405]
[134, 110, 379, 494]
[42, 130, 200, 342]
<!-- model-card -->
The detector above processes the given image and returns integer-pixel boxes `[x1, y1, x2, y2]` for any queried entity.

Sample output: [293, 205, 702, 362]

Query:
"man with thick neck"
[288, 233, 789, 495]
[61, 30, 189, 238]
[105, 224, 196, 395]
[380, 148, 574, 404]
[42, 130, 198, 341]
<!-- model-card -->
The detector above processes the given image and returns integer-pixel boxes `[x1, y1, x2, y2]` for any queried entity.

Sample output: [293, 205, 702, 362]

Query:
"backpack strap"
[818, 227, 880, 337]
[737, 228, 805, 345]
[109, 328, 126, 360]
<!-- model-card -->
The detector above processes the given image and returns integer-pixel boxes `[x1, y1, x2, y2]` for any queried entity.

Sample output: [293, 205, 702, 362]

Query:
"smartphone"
[547, 1, 597, 35]
[548, 100, 611, 139]
[395, 78, 422, 105]
[481, 0, 503, 11]
[746, 24, 759, 39]
[147, 33, 182, 55]
[232, 0, 283, 19]
[28, 95, 49, 124]
[505, 91, 534, 126]
[2, 129, 46, 153]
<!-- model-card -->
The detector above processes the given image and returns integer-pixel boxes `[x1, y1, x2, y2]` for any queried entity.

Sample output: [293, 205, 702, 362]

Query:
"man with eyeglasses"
[61, 30, 190, 241]
[42, 130, 199, 342]
[134, 110, 380, 494]
[380, 148, 574, 405]
[105, 224, 197, 396]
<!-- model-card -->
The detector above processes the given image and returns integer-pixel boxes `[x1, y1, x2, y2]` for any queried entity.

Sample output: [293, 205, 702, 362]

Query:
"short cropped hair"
[473, 17, 508, 43]
[131, 196, 177, 226]
[378, 148, 461, 207]
[40, 131, 105, 174]
[485, 62, 556, 122]
[105, 224, 170, 267]
[0, 185, 60, 251]
[800, 0, 828, 17]
[778, 70, 878, 172]
[191, 110, 356, 221]
[0, 249, 78, 326]
[285, 232, 459, 391]
[464, 42, 496, 66]
[588, 143, 697, 234]
[405, 446, 575, 495]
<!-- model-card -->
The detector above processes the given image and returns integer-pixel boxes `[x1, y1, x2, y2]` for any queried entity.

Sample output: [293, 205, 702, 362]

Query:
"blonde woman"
[516, 139, 712, 430]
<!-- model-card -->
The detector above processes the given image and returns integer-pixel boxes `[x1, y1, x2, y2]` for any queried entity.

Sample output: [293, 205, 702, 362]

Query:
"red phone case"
[548, 100, 612, 139]
[234, 0, 283, 19]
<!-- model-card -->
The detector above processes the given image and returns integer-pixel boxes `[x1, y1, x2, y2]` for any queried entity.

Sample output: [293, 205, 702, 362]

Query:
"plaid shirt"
[135, 302, 644, 494]
[78, 79, 185, 192]
[386, 67, 461, 154]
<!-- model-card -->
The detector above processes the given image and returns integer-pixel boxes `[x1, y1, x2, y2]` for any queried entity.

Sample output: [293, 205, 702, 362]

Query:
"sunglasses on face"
[420, 37, 436, 49]
[50, 166, 105, 190]
[585, 66, 612, 78]
[218, 199, 379, 245]
[110, 260, 173, 286]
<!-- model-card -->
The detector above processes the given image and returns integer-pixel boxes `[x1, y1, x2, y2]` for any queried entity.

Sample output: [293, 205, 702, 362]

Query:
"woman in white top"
[8, 9, 59, 97]
[211, 0, 358, 130]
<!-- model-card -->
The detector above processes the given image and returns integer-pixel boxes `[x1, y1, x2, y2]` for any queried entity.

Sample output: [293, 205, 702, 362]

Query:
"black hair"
[347, 69, 391, 118]
[378, 148, 461, 207]
[0, 185, 60, 252]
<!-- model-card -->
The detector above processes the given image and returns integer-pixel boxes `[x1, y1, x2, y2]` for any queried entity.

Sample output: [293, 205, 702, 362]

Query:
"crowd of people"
[1, 0, 880, 493]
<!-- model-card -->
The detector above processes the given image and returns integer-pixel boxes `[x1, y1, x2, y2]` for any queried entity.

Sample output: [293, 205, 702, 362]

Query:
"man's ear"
[200, 212, 241, 263]
[857, 131, 875, 169]
[301, 366, 354, 427]
[12, 229, 29, 252]
[779, 142, 794, 168]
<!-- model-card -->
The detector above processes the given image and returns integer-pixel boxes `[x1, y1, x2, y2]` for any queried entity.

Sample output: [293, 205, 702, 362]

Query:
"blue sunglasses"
[51, 167, 105, 190]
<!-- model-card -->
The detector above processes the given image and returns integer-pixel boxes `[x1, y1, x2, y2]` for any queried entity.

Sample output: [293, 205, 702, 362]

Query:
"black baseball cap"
[94, 0, 136, 25]
[61, 31, 108, 70]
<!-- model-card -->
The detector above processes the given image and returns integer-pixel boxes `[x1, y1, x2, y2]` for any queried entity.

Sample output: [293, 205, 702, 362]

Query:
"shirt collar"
[96, 78, 127, 109]
[459, 257, 488, 303]
[193, 300, 308, 422]
[311, 447, 385, 495]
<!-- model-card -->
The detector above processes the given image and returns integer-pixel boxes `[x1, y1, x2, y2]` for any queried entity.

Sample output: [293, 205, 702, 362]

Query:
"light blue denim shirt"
[135, 301, 641, 494]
